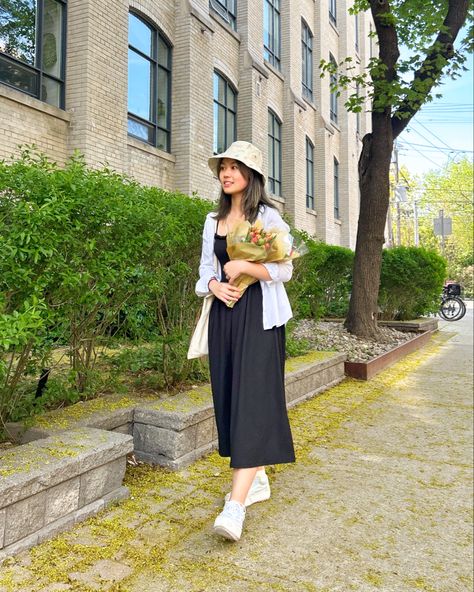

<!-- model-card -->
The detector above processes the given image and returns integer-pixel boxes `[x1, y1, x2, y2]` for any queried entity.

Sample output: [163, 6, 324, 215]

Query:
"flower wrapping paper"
[225, 219, 304, 307]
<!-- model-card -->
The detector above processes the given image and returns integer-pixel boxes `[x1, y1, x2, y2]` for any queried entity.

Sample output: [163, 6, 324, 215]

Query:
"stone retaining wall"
[1, 351, 346, 560]
[0, 428, 133, 562]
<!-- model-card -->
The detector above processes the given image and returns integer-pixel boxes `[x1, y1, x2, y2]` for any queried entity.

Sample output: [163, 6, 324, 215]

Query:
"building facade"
[0, 0, 372, 248]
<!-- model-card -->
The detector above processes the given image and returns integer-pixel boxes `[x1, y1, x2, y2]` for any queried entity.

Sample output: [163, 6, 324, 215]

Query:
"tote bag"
[188, 240, 219, 359]
[187, 294, 214, 359]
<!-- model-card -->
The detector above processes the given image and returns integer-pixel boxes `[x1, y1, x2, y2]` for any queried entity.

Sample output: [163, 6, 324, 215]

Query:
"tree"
[322, 0, 471, 338]
[418, 158, 474, 292]
[0, 1, 36, 65]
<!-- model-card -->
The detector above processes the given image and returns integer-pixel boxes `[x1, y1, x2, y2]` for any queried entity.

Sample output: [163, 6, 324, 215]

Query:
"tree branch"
[391, 0, 469, 139]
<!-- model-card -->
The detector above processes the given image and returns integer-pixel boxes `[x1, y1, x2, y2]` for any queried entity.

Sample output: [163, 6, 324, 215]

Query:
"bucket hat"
[208, 141, 265, 183]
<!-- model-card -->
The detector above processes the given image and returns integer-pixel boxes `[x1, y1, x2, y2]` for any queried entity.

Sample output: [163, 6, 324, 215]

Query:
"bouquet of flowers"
[225, 220, 305, 307]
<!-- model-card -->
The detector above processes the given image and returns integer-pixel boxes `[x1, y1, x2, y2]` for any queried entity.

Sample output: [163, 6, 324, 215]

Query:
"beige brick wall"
[0, 86, 70, 163]
[0, 0, 372, 248]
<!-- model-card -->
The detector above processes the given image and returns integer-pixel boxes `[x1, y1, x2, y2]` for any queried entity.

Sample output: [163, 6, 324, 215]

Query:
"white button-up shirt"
[195, 205, 293, 329]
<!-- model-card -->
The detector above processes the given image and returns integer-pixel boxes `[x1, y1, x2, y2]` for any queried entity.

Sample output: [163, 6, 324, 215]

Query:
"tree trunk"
[344, 113, 393, 339]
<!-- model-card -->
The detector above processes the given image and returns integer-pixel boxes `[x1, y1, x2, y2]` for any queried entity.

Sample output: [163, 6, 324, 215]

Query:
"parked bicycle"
[439, 282, 466, 321]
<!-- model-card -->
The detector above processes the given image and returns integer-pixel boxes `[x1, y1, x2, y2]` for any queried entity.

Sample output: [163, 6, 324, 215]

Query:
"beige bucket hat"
[208, 141, 266, 183]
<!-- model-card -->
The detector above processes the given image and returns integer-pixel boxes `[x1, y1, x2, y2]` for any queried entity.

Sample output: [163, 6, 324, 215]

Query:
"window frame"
[301, 19, 313, 102]
[329, 0, 337, 26]
[334, 157, 340, 220]
[209, 0, 236, 31]
[263, 0, 281, 71]
[213, 70, 237, 155]
[127, 11, 172, 152]
[329, 53, 338, 125]
[268, 109, 282, 197]
[305, 137, 314, 210]
[0, 0, 67, 109]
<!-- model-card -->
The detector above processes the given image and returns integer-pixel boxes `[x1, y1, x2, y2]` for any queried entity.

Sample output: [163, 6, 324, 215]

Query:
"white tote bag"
[187, 294, 214, 359]
[188, 225, 218, 360]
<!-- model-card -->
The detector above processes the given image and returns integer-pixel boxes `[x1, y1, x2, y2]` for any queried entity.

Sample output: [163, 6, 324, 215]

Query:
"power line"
[398, 141, 474, 154]
[402, 143, 446, 169]
[415, 120, 455, 150]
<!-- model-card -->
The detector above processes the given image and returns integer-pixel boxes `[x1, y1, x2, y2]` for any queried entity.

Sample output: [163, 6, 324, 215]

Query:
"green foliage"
[287, 232, 354, 319]
[0, 150, 213, 426]
[324, 1, 472, 118]
[379, 246, 447, 320]
[285, 321, 311, 359]
[418, 157, 474, 290]
[108, 334, 209, 391]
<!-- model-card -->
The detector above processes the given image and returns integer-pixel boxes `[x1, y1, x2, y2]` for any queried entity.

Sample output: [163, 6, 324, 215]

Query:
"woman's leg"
[229, 467, 260, 504]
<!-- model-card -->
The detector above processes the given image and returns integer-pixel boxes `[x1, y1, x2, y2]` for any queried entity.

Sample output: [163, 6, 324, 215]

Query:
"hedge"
[0, 150, 212, 426]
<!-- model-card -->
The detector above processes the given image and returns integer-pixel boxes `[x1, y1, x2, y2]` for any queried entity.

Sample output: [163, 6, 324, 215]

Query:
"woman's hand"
[209, 279, 241, 305]
[223, 260, 248, 285]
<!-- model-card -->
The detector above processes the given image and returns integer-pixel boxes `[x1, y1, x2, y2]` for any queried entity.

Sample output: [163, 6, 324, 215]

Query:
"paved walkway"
[0, 310, 472, 592]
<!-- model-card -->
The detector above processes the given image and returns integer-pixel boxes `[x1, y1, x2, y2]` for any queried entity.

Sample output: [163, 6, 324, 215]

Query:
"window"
[329, 0, 337, 26]
[263, 0, 280, 70]
[329, 53, 338, 125]
[128, 12, 172, 151]
[306, 137, 314, 210]
[301, 20, 313, 102]
[209, 0, 236, 31]
[268, 109, 282, 196]
[334, 157, 340, 220]
[355, 13, 359, 53]
[0, 0, 66, 108]
[213, 71, 237, 154]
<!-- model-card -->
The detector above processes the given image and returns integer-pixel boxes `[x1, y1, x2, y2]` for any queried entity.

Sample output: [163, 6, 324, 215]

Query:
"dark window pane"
[263, 2, 270, 48]
[217, 104, 226, 153]
[213, 102, 219, 154]
[0, 53, 37, 94]
[226, 109, 235, 145]
[274, 141, 281, 181]
[41, 75, 60, 107]
[128, 48, 152, 120]
[42, 0, 63, 78]
[157, 66, 168, 127]
[218, 75, 226, 104]
[226, 84, 235, 111]
[268, 137, 274, 178]
[156, 128, 168, 151]
[0, 0, 36, 66]
[157, 35, 169, 68]
[128, 117, 154, 143]
[274, 120, 281, 140]
[213, 71, 219, 99]
[128, 13, 153, 57]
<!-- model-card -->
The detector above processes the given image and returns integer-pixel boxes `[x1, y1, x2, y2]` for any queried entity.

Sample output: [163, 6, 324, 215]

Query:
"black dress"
[208, 233, 295, 469]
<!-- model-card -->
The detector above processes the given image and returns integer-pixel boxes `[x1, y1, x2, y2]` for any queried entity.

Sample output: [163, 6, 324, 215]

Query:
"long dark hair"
[214, 160, 276, 223]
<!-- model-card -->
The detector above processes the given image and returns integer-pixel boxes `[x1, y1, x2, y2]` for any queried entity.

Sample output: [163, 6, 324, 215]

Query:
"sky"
[396, 44, 473, 178]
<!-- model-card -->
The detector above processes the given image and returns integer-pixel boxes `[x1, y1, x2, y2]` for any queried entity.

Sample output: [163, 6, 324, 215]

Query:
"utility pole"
[413, 199, 419, 246]
[439, 209, 445, 256]
[393, 141, 401, 246]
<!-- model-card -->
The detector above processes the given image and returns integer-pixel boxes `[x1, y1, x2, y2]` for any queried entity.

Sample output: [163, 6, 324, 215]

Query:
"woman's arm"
[224, 260, 271, 283]
[195, 215, 218, 297]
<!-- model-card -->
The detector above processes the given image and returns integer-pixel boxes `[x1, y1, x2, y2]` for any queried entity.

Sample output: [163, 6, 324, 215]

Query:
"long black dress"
[208, 233, 295, 469]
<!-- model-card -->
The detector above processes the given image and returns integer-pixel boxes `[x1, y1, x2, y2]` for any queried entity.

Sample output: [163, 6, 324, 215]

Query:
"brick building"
[0, 0, 372, 248]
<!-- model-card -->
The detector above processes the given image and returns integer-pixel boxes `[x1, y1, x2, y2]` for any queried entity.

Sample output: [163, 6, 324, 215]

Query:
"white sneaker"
[213, 500, 246, 541]
[224, 470, 271, 507]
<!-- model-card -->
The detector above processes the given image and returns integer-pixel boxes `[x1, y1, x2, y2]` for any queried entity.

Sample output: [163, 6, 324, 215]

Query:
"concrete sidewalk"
[0, 311, 472, 592]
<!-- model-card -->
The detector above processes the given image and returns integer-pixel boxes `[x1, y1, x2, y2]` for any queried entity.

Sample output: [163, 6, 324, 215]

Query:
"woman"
[195, 141, 295, 541]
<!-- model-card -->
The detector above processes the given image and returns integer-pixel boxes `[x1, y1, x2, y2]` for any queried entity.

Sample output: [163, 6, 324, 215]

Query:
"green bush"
[287, 232, 354, 319]
[379, 246, 446, 320]
[0, 149, 213, 426]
